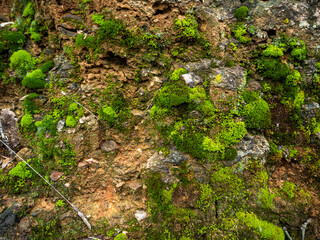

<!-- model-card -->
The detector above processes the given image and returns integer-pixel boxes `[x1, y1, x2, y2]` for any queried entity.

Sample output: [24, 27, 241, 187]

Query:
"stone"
[0, 206, 17, 235]
[14, 148, 33, 162]
[18, 216, 32, 232]
[180, 73, 202, 88]
[58, 26, 77, 37]
[234, 134, 270, 166]
[52, 55, 75, 79]
[57, 120, 65, 133]
[78, 158, 98, 168]
[0, 109, 20, 149]
[128, 180, 142, 191]
[101, 141, 119, 152]
[134, 210, 147, 222]
[131, 109, 144, 117]
[164, 149, 187, 165]
[61, 14, 82, 21]
[184, 59, 212, 72]
[49, 170, 64, 181]
[209, 65, 246, 91]
[301, 102, 320, 122]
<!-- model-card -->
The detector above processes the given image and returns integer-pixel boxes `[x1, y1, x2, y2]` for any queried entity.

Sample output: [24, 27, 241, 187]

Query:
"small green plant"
[55, 200, 66, 208]
[23, 2, 35, 19]
[262, 45, 284, 57]
[282, 181, 296, 199]
[290, 41, 307, 63]
[235, 6, 249, 21]
[114, 233, 128, 240]
[169, 68, 188, 81]
[233, 24, 251, 44]
[243, 99, 271, 129]
[156, 81, 190, 108]
[75, 34, 97, 49]
[236, 212, 285, 240]
[22, 69, 46, 89]
[23, 93, 39, 114]
[10, 50, 35, 78]
[21, 113, 34, 131]
[98, 104, 118, 125]
[40, 60, 54, 73]
[65, 115, 77, 128]
[225, 59, 234, 67]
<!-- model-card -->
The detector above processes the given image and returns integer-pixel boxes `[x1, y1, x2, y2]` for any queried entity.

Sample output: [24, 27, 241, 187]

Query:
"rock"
[57, 120, 65, 133]
[14, 148, 33, 161]
[131, 109, 144, 117]
[234, 134, 270, 166]
[128, 180, 142, 191]
[0, 206, 17, 235]
[101, 141, 118, 152]
[78, 158, 98, 168]
[49, 170, 64, 181]
[301, 102, 320, 121]
[209, 65, 246, 91]
[140, 68, 160, 81]
[0, 14, 9, 22]
[52, 55, 75, 79]
[64, 182, 70, 188]
[184, 59, 212, 72]
[18, 216, 32, 232]
[0, 22, 14, 28]
[134, 210, 147, 222]
[0, 109, 20, 149]
[164, 149, 187, 165]
[61, 14, 82, 21]
[58, 26, 77, 37]
[180, 73, 202, 88]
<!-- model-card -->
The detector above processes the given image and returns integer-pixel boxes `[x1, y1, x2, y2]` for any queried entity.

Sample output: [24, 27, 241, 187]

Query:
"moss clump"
[40, 60, 54, 73]
[169, 68, 188, 81]
[0, 30, 26, 54]
[258, 59, 290, 82]
[98, 104, 118, 125]
[23, 2, 35, 18]
[243, 99, 271, 129]
[23, 93, 38, 114]
[114, 233, 128, 240]
[262, 45, 284, 58]
[236, 212, 285, 240]
[291, 45, 307, 62]
[21, 114, 34, 131]
[243, 91, 260, 103]
[235, 6, 249, 21]
[233, 24, 251, 44]
[75, 34, 97, 49]
[10, 50, 35, 78]
[65, 115, 77, 128]
[156, 81, 190, 108]
[22, 69, 46, 89]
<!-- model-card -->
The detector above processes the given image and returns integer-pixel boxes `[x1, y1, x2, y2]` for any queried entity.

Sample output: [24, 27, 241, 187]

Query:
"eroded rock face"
[180, 72, 202, 88]
[51, 55, 75, 79]
[301, 102, 320, 121]
[0, 109, 20, 149]
[234, 134, 270, 166]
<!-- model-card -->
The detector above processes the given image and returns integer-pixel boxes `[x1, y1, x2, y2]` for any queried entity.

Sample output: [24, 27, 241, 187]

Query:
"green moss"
[236, 212, 285, 240]
[114, 233, 128, 240]
[262, 45, 284, 58]
[282, 181, 296, 199]
[66, 115, 77, 128]
[174, 15, 199, 40]
[22, 69, 46, 89]
[23, 2, 35, 18]
[21, 113, 34, 130]
[257, 59, 290, 82]
[9, 161, 32, 179]
[156, 81, 190, 108]
[68, 102, 78, 113]
[223, 148, 238, 161]
[233, 24, 251, 44]
[242, 91, 260, 104]
[235, 6, 249, 21]
[225, 59, 234, 67]
[170, 68, 188, 81]
[243, 99, 271, 129]
[23, 93, 38, 114]
[98, 104, 118, 125]
[291, 46, 307, 62]
[316, 62, 320, 72]
[75, 33, 97, 49]
[220, 119, 247, 147]
[0, 30, 26, 54]
[40, 60, 54, 73]
[10, 50, 35, 78]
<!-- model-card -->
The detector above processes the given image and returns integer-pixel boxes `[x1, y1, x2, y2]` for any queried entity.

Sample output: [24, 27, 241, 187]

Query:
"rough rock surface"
[100, 141, 119, 152]
[234, 134, 270, 166]
[301, 102, 320, 121]
[51, 55, 75, 79]
[0, 109, 19, 149]
[180, 73, 202, 88]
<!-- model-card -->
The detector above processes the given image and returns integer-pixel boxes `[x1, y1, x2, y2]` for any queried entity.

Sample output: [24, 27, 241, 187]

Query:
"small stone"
[50, 170, 64, 181]
[134, 210, 147, 222]
[180, 73, 202, 88]
[128, 181, 142, 191]
[64, 182, 70, 188]
[101, 141, 118, 152]
[57, 120, 65, 132]
[131, 109, 144, 117]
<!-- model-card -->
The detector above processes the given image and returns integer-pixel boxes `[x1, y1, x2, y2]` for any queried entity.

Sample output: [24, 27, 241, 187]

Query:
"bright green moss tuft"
[23, 93, 38, 114]
[291, 45, 307, 62]
[262, 45, 284, 57]
[21, 114, 34, 130]
[10, 50, 35, 78]
[243, 99, 271, 129]
[114, 233, 128, 240]
[22, 69, 46, 89]
[23, 2, 35, 18]
[233, 24, 251, 44]
[236, 212, 285, 240]
[156, 81, 190, 108]
[235, 6, 249, 21]
[66, 115, 77, 128]
[98, 104, 118, 125]
[169, 68, 188, 81]
[9, 161, 32, 179]
[40, 60, 54, 73]
[75, 34, 97, 49]
[243, 91, 260, 104]
[257, 59, 290, 82]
